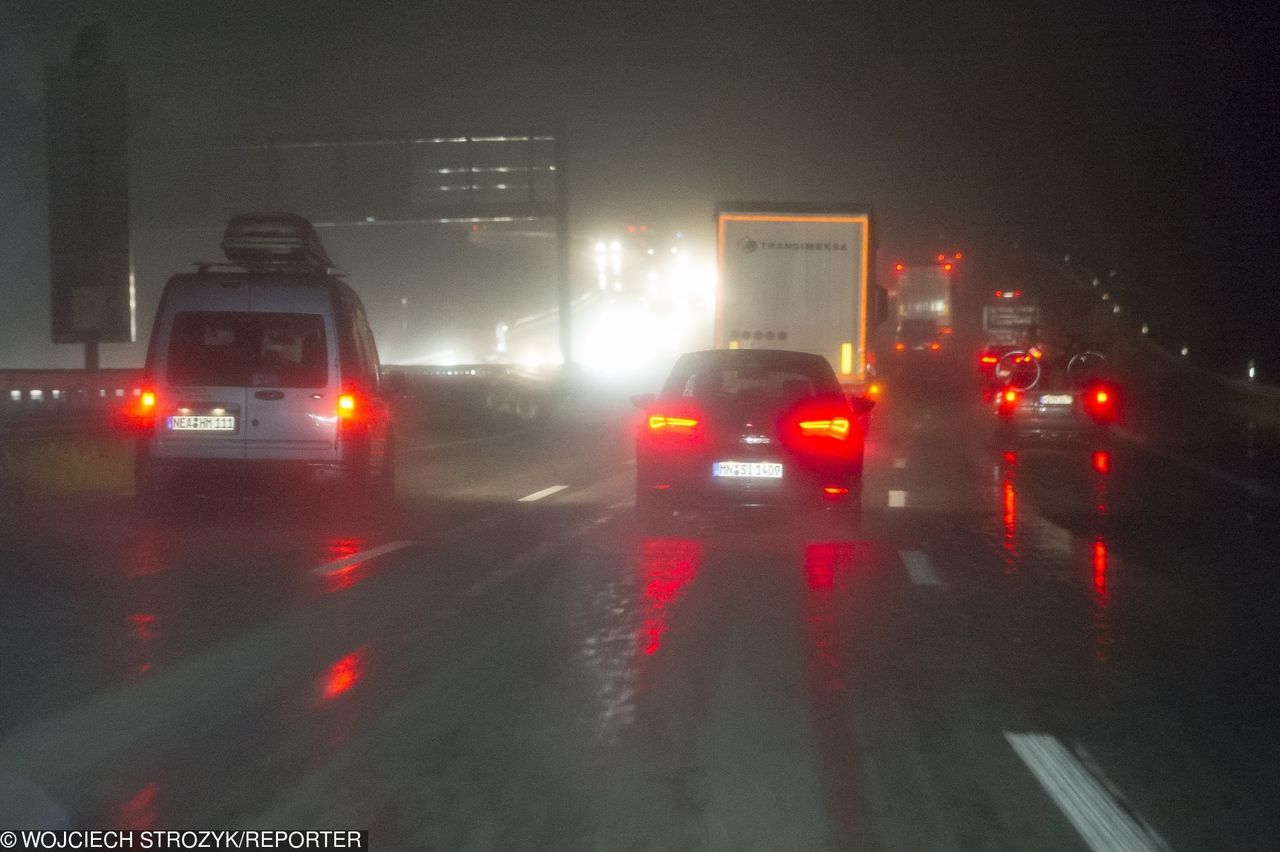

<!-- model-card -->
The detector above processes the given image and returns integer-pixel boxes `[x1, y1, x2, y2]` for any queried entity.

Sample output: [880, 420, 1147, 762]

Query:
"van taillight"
[123, 389, 158, 435]
[338, 393, 357, 418]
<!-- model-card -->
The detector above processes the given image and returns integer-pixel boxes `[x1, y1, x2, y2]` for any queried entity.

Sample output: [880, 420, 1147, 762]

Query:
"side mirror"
[630, 393, 656, 409]
[850, 395, 875, 416]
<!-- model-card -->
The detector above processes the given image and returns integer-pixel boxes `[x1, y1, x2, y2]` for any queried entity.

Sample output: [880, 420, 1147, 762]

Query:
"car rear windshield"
[167, 311, 328, 388]
[664, 356, 842, 402]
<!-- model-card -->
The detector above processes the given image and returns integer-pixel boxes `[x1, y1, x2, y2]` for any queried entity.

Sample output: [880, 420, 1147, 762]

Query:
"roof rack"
[220, 212, 334, 273]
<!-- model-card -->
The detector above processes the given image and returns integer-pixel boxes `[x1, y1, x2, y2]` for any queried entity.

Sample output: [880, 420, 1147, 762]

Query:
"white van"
[133, 213, 396, 509]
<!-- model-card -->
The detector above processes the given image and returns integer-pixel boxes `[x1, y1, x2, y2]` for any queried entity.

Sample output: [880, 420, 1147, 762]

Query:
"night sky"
[2, 0, 1277, 372]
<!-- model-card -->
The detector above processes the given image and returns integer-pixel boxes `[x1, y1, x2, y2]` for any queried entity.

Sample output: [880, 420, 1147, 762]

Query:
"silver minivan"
[133, 214, 395, 509]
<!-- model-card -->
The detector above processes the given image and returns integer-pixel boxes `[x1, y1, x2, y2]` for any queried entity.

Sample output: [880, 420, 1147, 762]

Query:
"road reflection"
[638, 538, 702, 657]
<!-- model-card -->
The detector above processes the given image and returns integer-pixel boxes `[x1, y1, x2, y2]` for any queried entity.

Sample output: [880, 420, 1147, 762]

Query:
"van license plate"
[713, 461, 783, 478]
[168, 416, 236, 432]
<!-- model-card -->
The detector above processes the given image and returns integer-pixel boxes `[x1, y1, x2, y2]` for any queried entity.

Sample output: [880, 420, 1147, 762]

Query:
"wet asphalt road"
[1, 371, 1277, 851]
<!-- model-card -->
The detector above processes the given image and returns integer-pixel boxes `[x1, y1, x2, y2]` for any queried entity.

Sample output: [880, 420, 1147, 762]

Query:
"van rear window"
[167, 312, 328, 388]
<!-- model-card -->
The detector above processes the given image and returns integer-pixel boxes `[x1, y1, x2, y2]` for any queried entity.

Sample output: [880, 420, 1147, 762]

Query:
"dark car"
[993, 347, 1120, 441]
[633, 349, 870, 516]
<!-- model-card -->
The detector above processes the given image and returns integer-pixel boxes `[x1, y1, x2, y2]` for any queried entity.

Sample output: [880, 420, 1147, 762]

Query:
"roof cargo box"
[221, 212, 334, 273]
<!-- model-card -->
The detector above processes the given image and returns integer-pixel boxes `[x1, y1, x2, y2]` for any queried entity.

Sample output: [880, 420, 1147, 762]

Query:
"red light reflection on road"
[128, 613, 157, 641]
[804, 541, 862, 693]
[638, 538, 701, 656]
[318, 649, 367, 702]
[1092, 451, 1110, 474]
[319, 538, 369, 592]
[1090, 538, 1114, 667]
[113, 782, 158, 830]
[1001, 471, 1019, 572]
[1092, 539, 1108, 604]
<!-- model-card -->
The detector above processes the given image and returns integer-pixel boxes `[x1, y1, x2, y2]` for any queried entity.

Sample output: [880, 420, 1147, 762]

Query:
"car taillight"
[1084, 384, 1118, 423]
[1002, 389, 1018, 405]
[980, 354, 999, 365]
[894, 342, 906, 352]
[648, 414, 699, 433]
[798, 417, 851, 440]
[929, 341, 941, 351]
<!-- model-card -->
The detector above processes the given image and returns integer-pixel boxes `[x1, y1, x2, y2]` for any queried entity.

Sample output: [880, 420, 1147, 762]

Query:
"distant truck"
[894, 263, 953, 334]
[713, 202, 886, 396]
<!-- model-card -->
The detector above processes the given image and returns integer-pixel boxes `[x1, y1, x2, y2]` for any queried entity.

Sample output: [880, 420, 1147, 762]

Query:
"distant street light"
[1180, 345, 1189, 357]
[1141, 324, 1149, 335]
[1248, 360, 1257, 381]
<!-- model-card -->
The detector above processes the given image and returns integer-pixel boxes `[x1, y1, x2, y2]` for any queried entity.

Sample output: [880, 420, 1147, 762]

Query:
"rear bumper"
[638, 453, 861, 507]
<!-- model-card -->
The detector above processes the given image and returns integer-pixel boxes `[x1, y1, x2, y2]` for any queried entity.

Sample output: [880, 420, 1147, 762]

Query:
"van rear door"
[154, 297, 252, 461]
[243, 282, 341, 462]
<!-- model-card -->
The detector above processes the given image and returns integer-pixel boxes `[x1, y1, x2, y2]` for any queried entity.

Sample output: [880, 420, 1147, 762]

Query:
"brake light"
[822, 486, 850, 496]
[122, 388, 158, 434]
[798, 417, 851, 440]
[648, 414, 699, 434]
[1084, 384, 1117, 423]
[338, 393, 356, 417]
[1003, 389, 1018, 405]
[980, 354, 999, 365]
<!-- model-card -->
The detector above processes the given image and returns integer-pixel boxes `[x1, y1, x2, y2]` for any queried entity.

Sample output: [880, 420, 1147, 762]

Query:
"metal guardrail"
[0, 365, 558, 439]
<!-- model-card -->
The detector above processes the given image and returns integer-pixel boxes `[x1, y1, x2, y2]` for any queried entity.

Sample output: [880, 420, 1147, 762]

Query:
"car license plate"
[167, 415, 236, 432]
[713, 461, 783, 479]
[1039, 394, 1073, 405]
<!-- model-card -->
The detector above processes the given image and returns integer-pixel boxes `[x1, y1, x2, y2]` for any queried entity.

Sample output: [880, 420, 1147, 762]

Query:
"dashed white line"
[899, 550, 945, 587]
[1006, 733, 1168, 852]
[893, 457, 908, 469]
[518, 484, 569, 502]
[888, 490, 907, 508]
[309, 541, 416, 576]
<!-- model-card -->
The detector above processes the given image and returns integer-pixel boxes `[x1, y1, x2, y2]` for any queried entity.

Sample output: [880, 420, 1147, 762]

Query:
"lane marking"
[1005, 733, 1168, 852]
[899, 550, 945, 587]
[893, 457, 908, 469]
[309, 541, 416, 576]
[518, 484, 569, 502]
[888, 490, 906, 508]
